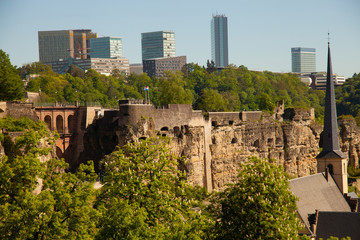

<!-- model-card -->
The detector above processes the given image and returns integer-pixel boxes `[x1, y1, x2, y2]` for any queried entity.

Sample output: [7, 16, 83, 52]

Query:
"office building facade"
[38, 29, 97, 63]
[291, 47, 316, 73]
[141, 31, 175, 60]
[47, 57, 130, 76]
[90, 37, 123, 58]
[310, 72, 345, 90]
[143, 56, 186, 78]
[211, 14, 228, 67]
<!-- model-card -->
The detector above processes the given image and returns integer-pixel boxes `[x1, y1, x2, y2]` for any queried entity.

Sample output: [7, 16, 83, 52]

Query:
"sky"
[0, 0, 359, 78]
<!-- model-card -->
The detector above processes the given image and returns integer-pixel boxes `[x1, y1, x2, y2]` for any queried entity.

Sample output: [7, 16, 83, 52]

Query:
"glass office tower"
[291, 47, 316, 73]
[211, 14, 228, 67]
[90, 37, 123, 58]
[38, 29, 96, 63]
[141, 31, 175, 60]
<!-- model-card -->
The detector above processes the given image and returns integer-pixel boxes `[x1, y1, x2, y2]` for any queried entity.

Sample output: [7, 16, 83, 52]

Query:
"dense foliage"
[96, 138, 213, 239]
[336, 73, 360, 125]
[209, 156, 301, 239]
[0, 116, 305, 239]
[0, 50, 23, 101]
[19, 61, 328, 117]
[0, 117, 98, 239]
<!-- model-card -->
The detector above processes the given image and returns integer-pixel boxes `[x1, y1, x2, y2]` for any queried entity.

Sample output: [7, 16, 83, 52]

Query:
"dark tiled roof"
[316, 211, 360, 240]
[289, 173, 351, 229]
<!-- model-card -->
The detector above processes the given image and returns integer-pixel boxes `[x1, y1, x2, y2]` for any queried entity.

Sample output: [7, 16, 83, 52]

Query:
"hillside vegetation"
[21, 62, 328, 117]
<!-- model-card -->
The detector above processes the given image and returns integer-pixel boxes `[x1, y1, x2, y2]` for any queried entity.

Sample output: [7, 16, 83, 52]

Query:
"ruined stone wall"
[0, 102, 39, 121]
[210, 110, 320, 190]
[75, 104, 360, 192]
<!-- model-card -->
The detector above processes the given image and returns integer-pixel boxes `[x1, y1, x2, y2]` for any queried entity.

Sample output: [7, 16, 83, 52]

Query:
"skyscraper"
[38, 29, 97, 63]
[141, 31, 175, 61]
[291, 47, 316, 73]
[90, 37, 123, 58]
[211, 14, 228, 67]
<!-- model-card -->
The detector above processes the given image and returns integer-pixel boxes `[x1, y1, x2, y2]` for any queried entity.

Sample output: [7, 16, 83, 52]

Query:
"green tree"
[210, 156, 301, 240]
[157, 71, 193, 105]
[258, 92, 276, 112]
[96, 137, 213, 239]
[0, 50, 23, 100]
[195, 89, 227, 112]
[0, 117, 99, 239]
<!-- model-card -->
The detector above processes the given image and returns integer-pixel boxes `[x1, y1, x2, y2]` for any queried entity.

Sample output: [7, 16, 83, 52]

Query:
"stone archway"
[68, 115, 74, 133]
[44, 115, 52, 130]
[56, 115, 64, 133]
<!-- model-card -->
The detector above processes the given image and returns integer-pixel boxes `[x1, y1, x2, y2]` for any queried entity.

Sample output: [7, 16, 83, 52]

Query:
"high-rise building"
[291, 47, 316, 73]
[211, 14, 228, 67]
[143, 56, 186, 78]
[141, 31, 175, 61]
[90, 37, 122, 58]
[38, 29, 97, 63]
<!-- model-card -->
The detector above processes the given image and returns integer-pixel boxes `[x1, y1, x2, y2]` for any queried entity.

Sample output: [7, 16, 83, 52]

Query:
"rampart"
[0, 101, 38, 121]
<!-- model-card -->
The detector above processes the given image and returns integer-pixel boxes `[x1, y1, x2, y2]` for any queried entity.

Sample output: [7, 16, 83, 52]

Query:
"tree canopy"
[0, 50, 23, 101]
[209, 156, 301, 240]
[336, 73, 360, 119]
[19, 59, 329, 117]
[0, 117, 98, 239]
[96, 137, 213, 239]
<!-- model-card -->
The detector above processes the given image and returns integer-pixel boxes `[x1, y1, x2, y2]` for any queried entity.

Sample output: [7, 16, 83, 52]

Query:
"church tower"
[316, 41, 348, 194]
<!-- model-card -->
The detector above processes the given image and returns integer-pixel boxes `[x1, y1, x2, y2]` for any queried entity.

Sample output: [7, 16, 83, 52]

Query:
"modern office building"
[141, 31, 175, 61]
[211, 14, 228, 67]
[47, 57, 130, 76]
[143, 56, 186, 78]
[310, 72, 345, 90]
[90, 58, 129, 76]
[38, 29, 97, 63]
[291, 47, 316, 73]
[90, 37, 122, 58]
[130, 64, 144, 75]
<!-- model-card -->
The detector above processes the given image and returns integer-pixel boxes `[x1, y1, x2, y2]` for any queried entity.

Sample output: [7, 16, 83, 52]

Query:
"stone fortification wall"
[76, 103, 360, 192]
[0, 102, 39, 121]
[240, 111, 263, 121]
[118, 102, 204, 131]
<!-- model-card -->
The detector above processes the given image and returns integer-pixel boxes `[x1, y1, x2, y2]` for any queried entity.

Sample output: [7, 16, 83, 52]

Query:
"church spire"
[317, 40, 346, 159]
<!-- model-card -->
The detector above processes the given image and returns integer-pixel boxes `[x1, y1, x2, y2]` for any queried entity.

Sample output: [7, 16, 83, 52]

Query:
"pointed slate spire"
[317, 42, 346, 159]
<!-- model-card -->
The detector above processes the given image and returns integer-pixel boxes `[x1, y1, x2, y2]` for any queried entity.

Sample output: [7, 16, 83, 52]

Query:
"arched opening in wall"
[212, 121, 218, 127]
[212, 137, 216, 144]
[229, 120, 234, 125]
[68, 115, 74, 133]
[44, 115, 51, 130]
[56, 115, 64, 133]
[162, 134, 167, 137]
[139, 137, 147, 141]
[56, 146, 64, 159]
[161, 127, 169, 131]
[327, 164, 334, 175]
[231, 137, 238, 144]
[253, 139, 260, 148]
[173, 126, 180, 136]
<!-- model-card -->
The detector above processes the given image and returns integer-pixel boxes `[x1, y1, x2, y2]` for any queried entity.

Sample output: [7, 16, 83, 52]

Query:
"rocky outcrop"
[339, 117, 360, 168]
[76, 104, 360, 192]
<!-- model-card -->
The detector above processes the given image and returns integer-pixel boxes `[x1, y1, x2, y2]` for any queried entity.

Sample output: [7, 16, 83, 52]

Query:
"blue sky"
[0, 0, 359, 78]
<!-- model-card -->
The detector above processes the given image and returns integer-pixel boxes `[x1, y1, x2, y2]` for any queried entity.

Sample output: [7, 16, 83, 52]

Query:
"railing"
[33, 101, 120, 109]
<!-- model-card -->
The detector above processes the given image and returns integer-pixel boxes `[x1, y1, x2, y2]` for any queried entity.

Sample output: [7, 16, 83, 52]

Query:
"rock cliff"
[77, 103, 360, 192]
